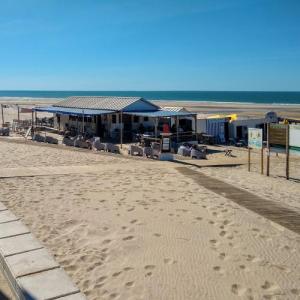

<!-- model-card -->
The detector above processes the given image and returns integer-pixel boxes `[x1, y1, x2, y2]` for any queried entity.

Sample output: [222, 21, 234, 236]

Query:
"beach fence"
[247, 124, 300, 181]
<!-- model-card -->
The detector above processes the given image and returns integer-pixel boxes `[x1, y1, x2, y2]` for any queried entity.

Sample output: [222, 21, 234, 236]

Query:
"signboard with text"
[248, 128, 263, 149]
[269, 124, 287, 147]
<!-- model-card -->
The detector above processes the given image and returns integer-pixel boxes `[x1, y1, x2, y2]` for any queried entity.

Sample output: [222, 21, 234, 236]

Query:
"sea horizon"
[0, 90, 300, 105]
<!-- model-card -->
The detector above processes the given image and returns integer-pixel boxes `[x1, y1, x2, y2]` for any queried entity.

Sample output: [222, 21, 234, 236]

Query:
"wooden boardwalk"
[176, 167, 300, 235]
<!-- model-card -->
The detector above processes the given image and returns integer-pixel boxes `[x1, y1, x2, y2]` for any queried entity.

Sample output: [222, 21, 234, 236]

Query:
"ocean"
[0, 90, 300, 105]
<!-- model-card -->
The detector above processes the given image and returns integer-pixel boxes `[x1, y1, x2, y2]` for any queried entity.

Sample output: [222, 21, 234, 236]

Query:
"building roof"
[161, 106, 189, 113]
[34, 106, 114, 116]
[54, 96, 160, 112]
[125, 110, 196, 118]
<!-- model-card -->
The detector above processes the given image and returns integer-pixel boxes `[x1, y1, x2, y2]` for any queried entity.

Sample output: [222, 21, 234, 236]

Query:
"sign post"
[286, 125, 289, 180]
[267, 124, 270, 176]
[248, 128, 263, 174]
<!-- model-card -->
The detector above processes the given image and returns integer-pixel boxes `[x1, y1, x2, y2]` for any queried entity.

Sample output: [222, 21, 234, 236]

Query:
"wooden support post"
[1, 104, 4, 126]
[35, 111, 37, 126]
[248, 147, 251, 172]
[17, 105, 20, 122]
[266, 123, 270, 177]
[261, 147, 264, 175]
[194, 114, 198, 141]
[58, 114, 61, 131]
[82, 110, 85, 134]
[76, 116, 79, 134]
[176, 116, 179, 143]
[155, 117, 158, 140]
[120, 111, 123, 149]
[31, 110, 34, 127]
[286, 125, 290, 180]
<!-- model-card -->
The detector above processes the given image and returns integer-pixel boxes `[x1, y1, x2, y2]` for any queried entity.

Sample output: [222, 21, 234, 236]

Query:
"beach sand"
[0, 140, 299, 300]
[1, 97, 300, 124]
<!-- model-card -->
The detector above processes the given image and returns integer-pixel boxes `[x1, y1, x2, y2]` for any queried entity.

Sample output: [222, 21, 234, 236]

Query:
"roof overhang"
[33, 106, 115, 116]
[124, 110, 197, 118]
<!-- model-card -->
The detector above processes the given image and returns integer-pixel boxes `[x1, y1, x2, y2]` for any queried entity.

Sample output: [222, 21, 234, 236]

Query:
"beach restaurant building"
[34, 96, 197, 145]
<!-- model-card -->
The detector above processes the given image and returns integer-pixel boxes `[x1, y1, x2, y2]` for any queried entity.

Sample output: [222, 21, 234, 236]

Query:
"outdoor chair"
[128, 145, 143, 156]
[143, 147, 153, 158]
[91, 137, 102, 151]
[0, 127, 10, 136]
[151, 142, 161, 158]
[224, 148, 233, 157]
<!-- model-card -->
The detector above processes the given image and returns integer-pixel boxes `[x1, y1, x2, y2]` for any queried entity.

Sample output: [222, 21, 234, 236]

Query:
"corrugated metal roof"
[125, 110, 196, 118]
[55, 96, 159, 111]
[34, 106, 114, 116]
[161, 106, 189, 113]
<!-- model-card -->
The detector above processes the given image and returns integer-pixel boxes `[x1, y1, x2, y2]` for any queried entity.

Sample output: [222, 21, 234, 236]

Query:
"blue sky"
[0, 0, 299, 91]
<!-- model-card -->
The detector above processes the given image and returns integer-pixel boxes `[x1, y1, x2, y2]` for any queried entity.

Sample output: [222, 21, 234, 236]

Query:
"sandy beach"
[0, 138, 299, 300]
[2, 97, 300, 124]
[1, 98, 300, 299]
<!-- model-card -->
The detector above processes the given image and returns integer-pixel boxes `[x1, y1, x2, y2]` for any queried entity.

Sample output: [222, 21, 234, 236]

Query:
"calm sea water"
[0, 91, 300, 104]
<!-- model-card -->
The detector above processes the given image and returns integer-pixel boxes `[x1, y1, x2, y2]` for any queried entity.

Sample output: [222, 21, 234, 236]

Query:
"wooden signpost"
[268, 123, 289, 180]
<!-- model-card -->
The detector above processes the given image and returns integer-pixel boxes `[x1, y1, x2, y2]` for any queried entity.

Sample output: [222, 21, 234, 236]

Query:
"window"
[144, 116, 149, 122]
[112, 114, 117, 124]
[134, 116, 139, 123]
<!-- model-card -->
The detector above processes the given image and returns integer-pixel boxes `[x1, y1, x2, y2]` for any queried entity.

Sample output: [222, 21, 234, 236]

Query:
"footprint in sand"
[164, 258, 177, 265]
[231, 284, 252, 297]
[125, 281, 134, 287]
[218, 252, 226, 260]
[123, 235, 134, 241]
[209, 239, 220, 247]
[102, 239, 112, 245]
[153, 233, 162, 237]
[98, 276, 107, 283]
[291, 288, 299, 295]
[261, 280, 280, 292]
[130, 219, 138, 224]
[109, 293, 119, 299]
[112, 271, 122, 277]
[144, 265, 156, 270]
[219, 230, 227, 237]
[213, 266, 225, 274]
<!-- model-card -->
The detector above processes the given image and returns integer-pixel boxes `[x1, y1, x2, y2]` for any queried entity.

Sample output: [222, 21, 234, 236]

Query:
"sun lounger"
[105, 143, 120, 153]
[62, 136, 75, 146]
[73, 135, 89, 148]
[128, 145, 143, 156]
[191, 148, 206, 159]
[177, 145, 191, 157]
[32, 133, 46, 142]
[45, 136, 58, 144]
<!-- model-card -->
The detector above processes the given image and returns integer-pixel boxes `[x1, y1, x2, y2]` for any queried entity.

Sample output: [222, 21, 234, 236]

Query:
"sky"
[0, 0, 299, 91]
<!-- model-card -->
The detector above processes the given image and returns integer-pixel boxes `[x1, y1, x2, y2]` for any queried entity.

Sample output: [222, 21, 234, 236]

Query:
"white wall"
[229, 118, 265, 139]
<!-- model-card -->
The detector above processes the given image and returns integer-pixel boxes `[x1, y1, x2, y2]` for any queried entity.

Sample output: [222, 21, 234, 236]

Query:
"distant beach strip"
[0, 91, 300, 105]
